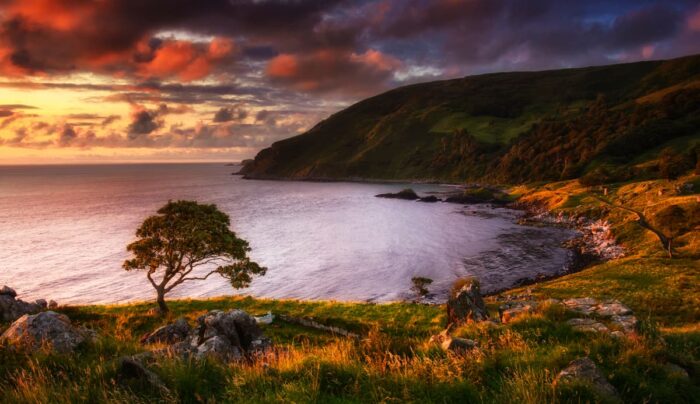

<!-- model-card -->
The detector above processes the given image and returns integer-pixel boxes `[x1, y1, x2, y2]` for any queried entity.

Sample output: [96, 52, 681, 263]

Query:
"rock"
[446, 279, 489, 325]
[35, 299, 48, 309]
[563, 297, 598, 315]
[0, 294, 43, 322]
[441, 336, 477, 353]
[595, 301, 632, 317]
[0, 285, 17, 298]
[417, 195, 440, 203]
[499, 301, 538, 324]
[554, 358, 619, 400]
[118, 356, 170, 395]
[567, 318, 610, 334]
[610, 331, 625, 339]
[157, 309, 271, 362]
[141, 317, 191, 345]
[429, 330, 477, 353]
[663, 363, 689, 379]
[375, 188, 419, 200]
[48, 300, 58, 309]
[0, 311, 92, 353]
[610, 315, 638, 334]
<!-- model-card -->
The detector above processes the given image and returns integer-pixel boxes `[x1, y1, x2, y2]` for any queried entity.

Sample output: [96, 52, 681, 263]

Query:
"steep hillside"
[241, 55, 700, 183]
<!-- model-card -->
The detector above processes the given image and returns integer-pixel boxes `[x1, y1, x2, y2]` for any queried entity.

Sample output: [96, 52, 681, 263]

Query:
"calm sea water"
[0, 163, 575, 304]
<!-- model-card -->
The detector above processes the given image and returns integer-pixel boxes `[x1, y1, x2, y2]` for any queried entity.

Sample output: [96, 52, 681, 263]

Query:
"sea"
[0, 163, 576, 304]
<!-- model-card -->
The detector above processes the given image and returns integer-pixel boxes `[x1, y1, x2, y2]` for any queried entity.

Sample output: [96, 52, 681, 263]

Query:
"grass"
[1, 175, 699, 402]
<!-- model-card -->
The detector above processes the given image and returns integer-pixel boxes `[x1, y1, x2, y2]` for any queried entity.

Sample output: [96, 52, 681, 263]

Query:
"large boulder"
[446, 279, 489, 325]
[0, 311, 92, 353]
[554, 357, 619, 400]
[141, 317, 191, 345]
[161, 309, 271, 362]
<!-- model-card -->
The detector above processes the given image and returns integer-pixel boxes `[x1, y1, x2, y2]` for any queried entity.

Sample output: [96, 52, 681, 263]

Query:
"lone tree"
[124, 200, 266, 313]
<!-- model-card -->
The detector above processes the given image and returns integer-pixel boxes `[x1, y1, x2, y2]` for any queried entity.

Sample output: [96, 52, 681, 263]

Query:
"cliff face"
[241, 54, 700, 183]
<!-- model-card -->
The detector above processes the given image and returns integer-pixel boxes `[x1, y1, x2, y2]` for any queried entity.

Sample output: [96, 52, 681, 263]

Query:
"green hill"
[241, 55, 700, 183]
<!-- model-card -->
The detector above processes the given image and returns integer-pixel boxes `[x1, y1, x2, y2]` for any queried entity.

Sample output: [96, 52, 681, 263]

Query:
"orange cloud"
[266, 54, 299, 78]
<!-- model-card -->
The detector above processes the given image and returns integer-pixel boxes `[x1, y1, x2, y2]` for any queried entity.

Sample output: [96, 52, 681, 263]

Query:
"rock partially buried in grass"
[152, 309, 272, 362]
[118, 356, 171, 395]
[429, 330, 478, 353]
[499, 301, 538, 324]
[567, 318, 610, 334]
[0, 288, 45, 322]
[554, 357, 619, 401]
[141, 317, 191, 345]
[0, 311, 94, 353]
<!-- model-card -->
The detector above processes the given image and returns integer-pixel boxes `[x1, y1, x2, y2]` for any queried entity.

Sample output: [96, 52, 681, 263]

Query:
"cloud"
[213, 106, 248, 122]
[127, 110, 161, 137]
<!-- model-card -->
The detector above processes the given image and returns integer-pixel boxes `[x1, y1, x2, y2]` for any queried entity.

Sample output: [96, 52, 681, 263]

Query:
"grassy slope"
[241, 54, 700, 183]
[1, 177, 698, 403]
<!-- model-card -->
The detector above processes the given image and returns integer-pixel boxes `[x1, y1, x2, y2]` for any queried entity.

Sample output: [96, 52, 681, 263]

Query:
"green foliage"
[123, 200, 266, 312]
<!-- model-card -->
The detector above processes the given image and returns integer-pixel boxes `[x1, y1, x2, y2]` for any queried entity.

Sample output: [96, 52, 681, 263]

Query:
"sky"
[1, 0, 700, 164]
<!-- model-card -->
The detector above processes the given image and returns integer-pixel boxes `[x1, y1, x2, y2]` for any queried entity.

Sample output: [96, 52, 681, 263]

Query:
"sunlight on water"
[0, 164, 575, 304]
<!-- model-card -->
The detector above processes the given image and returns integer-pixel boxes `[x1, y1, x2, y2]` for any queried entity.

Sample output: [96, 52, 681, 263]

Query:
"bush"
[658, 147, 694, 180]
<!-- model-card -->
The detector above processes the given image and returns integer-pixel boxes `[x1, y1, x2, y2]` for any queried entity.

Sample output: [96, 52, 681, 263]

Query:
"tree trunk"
[156, 290, 169, 314]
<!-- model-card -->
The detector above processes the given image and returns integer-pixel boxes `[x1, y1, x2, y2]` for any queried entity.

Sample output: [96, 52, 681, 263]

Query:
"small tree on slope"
[123, 200, 266, 313]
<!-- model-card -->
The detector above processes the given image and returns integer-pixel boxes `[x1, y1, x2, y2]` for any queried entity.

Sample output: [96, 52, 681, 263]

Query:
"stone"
[48, 300, 58, 309]
[663, 363, 689, 379]
[567, 318, 610, 334]
[446, 279, 489, 325]
[595, 301, 632, 317]
[0, 311, 92, 353]
[118, 356, 170, 395]
[375, 189, 419, 200]
[0, 294, 43, 322]
[155, 309, 272, 362]
[0, 285, 17, 298]
[610, 331, 625, 339]
[441, 336, 477, 353]
[417, 195, 440, 203]
[554, 358, 619, 400]
[499, 302, 537, 324]
[610, 315, 638, 334]
[35, 299, 48, 309]
[563, 297, 598, 315]
[429, 329, 477, 353]
[141, 317, 191, 345]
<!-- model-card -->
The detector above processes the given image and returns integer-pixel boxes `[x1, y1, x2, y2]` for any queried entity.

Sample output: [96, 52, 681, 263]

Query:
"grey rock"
[152, 309, 271, 362]
[664, 363, 689, 379]
[0, 311, 92, 353]
[0, 285, 17, 298]
[563, 297, 598, 315]
[141, 317, 191, 345]
[610, 315, 638, 334]
[554, 357, 619, 400]
[430, 329, 477, 353]
[118, 356, 171, 395]
[567, 318, 610, 334]
[595, 301, 632, 317]
[446, 280, 489, 325]
[499, 302, 537, 324]
[0, 294, 43, 322]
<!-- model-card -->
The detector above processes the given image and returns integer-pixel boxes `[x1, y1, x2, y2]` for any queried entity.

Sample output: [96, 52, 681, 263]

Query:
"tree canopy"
[123, 200, 266, 312]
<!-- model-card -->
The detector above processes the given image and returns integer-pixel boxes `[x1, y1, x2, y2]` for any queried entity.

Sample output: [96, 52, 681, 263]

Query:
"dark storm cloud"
[128, 110, 161, 137]
[213, 106, 247, 122]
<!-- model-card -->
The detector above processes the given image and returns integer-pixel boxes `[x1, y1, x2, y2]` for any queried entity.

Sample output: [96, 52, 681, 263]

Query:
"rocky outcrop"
[567, 318, 610, 333]
[418, 195, 440, 203]
[446, 279, 489, 325]
[147, 310, 271, 362]
[141, 317, 191, 345]
[554, 358, 619, 400]
[0, 286, 46, 323]
[375, 188, 419, 200]
[0, 311, 93, 353]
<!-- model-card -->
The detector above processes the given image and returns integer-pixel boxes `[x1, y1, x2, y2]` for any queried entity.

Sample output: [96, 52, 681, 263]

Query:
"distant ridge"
[241, 54, 700, 183]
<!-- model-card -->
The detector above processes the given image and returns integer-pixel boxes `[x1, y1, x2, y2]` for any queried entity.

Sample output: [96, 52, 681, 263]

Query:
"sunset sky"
[1, 0, 700, 164]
